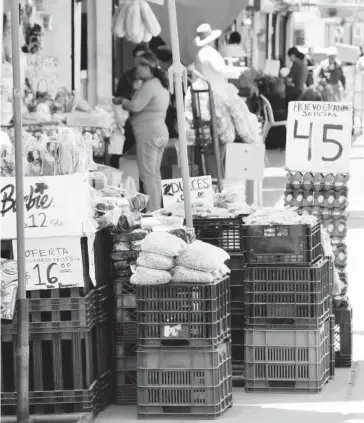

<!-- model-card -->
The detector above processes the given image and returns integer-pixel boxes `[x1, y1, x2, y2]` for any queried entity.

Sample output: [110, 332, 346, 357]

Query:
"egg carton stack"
[241, 209, 332, 392]
[284, 172, 349, 302]
[112, 217, 149, 405]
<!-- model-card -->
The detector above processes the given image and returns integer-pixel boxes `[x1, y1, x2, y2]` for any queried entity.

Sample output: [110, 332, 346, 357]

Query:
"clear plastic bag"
[141, 232, 187, 258]
[137, 252, 176, 271]
[176, 240, 229, 272]
[130, 266, 171, 286]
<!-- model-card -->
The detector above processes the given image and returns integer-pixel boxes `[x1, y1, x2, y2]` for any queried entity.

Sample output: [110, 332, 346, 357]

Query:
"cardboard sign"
[13, 237, 84, 290]
[162, 176, 214, 208]
[336, 43, 360, 64]
[26, 55, 59, 96]
[0, 259, 18, 320]
[285, 102, 352, 173]
[1, 174, 91, 240]
[264, 59, 280, 77]
[225, 143, 265, 181]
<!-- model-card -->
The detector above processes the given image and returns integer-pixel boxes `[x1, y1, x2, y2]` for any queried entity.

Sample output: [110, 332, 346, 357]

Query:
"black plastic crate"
[1, 371, 112, 416]
[115, 342, 137, 372]
[242, 222, 322, 266]
[137, 341, 232, 419]
[333, 305, 352, 368]
[1, 324, 112, 415]
[244, 320, 330, 393]
[193, 216, 247, 253]
[329, 315, 335, 379]
[115, 308, 137, 342]
[244, 259, 332, 328]
[136, 277, 231, 349]
[1, 285, 111, 336]
[115, 370, 137, 405]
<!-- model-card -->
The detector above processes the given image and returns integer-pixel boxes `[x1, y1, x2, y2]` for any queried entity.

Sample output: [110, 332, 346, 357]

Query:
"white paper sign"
[1, 259, 18, 320]
[13, 237, 84, 290]
[162, 176, 214, 208]
[26, 55, 59, 96]
[1, 174, 91, 240]
[285, 102, 352, 173]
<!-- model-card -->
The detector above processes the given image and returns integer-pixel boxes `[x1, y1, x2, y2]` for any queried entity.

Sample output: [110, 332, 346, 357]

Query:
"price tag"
[285, 101, 352, 173]
[1, 174, 91, 239]
[13, 237, 84, 290]
[162, 176, 214, 209]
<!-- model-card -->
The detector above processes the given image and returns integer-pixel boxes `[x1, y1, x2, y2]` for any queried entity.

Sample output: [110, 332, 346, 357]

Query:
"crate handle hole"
[268, 381, 296, 388]
[161, 339, 190, 347]
[162, 406, 192, 414]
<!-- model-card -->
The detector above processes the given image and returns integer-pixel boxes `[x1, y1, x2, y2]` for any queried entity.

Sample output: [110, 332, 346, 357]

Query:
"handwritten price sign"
[1, 174, 91, 240]
[162, 176, 214, 209]
[26, 55, 59, 96]
[285, 102, 352, 173]
[13, 237, 84, 290]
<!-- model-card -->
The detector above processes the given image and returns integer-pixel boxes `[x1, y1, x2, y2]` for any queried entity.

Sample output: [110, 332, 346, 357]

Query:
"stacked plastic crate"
[284, 172, 352, 367]
[193, 216, 246, 384]
[1, 233, 113, 416]
[135, 278, 232, 419]
[241, 222, 333, 391]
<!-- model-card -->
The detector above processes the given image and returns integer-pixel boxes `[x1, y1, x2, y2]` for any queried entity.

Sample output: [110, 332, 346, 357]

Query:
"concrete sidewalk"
[95, 138, 364, 423]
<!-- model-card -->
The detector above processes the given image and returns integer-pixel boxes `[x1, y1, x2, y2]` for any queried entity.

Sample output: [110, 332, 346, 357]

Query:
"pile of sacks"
[131, 232, 230, 285]
[111, 212, 148, 278]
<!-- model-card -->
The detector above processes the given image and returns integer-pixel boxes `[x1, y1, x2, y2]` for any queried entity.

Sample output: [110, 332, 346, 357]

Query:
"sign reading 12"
[293, 120, 343, 162]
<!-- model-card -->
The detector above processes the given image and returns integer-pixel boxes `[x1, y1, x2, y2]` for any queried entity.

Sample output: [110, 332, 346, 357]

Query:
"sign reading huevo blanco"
[285, 102, 352, 174]
[1, 174, 91, 239]
[162, 176, 214, 209]
[13, 237, 84, 290]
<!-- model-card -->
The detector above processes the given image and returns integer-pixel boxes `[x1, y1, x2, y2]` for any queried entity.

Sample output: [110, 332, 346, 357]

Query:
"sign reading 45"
[285, 101, 352, 173]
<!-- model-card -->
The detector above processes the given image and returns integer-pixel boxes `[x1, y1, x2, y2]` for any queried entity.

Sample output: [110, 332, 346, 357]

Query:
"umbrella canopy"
[150, 0, 251, 65]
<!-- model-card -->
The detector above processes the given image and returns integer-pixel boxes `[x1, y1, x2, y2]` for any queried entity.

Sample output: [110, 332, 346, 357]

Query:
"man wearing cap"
[318, 48, 346, 101]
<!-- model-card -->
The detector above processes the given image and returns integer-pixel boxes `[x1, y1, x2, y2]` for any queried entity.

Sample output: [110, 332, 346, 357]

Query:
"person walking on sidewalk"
[318, 48, 346, 102]
[286, 46, 308, 102]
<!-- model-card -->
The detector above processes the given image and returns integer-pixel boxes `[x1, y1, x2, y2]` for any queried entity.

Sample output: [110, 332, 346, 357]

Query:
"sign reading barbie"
[0, 174, 91, 240]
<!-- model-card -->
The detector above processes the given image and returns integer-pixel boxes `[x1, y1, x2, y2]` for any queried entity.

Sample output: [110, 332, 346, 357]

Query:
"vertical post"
[10, 2, 29, 423]
[87, 0, 97, 107]
[73, 0, 82, 94]
[167, 0, 193, 229]
[0, 0, 3, 65]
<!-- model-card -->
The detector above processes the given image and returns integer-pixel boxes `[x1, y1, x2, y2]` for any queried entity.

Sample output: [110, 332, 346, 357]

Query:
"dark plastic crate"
[242, 222, 322, 266]
[1, 324, 112, 415]
[244, 259, 332, 328]
[329, 315, 335, 379]
[137, 342, 232, 419]
[115, 370, 137, 405]
[244, 320, 330, 392]
[193, 216, 247, 252]
[136, 277, 231, 349]
[115, 342, 137, 372]
[333, 305, 352, 368]
[1, 285, 111, 335]
[1, 371, 112, 416]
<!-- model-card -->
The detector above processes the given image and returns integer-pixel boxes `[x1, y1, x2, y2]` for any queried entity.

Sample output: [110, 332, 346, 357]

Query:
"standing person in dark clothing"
[318, 48, 346, 101]
[305, 47, 315, 87]
[286, 46, 308, 103]
[111, 44, 150, 168]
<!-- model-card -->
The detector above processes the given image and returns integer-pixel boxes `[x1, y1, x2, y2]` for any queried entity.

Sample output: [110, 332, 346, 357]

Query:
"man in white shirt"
[220, 32, 246, 59]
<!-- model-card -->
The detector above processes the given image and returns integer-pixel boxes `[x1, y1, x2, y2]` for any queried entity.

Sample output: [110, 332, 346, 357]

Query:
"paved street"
[95, 136, 364, 423]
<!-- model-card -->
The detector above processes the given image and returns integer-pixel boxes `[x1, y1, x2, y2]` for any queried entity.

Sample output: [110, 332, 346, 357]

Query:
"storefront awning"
[150, 0, 251, 65]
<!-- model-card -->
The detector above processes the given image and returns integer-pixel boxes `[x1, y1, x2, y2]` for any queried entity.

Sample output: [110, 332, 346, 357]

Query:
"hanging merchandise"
[112, 0, 161, 43]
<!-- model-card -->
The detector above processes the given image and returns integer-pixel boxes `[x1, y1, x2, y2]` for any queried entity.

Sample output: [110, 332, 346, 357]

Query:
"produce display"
[285, 171, 349, 302]
[112, 0, 161, 43]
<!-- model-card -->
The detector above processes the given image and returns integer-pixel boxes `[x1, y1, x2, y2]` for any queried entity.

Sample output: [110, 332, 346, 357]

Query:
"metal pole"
[166, 0, 193, 229]
[10, 2, 30, 423]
